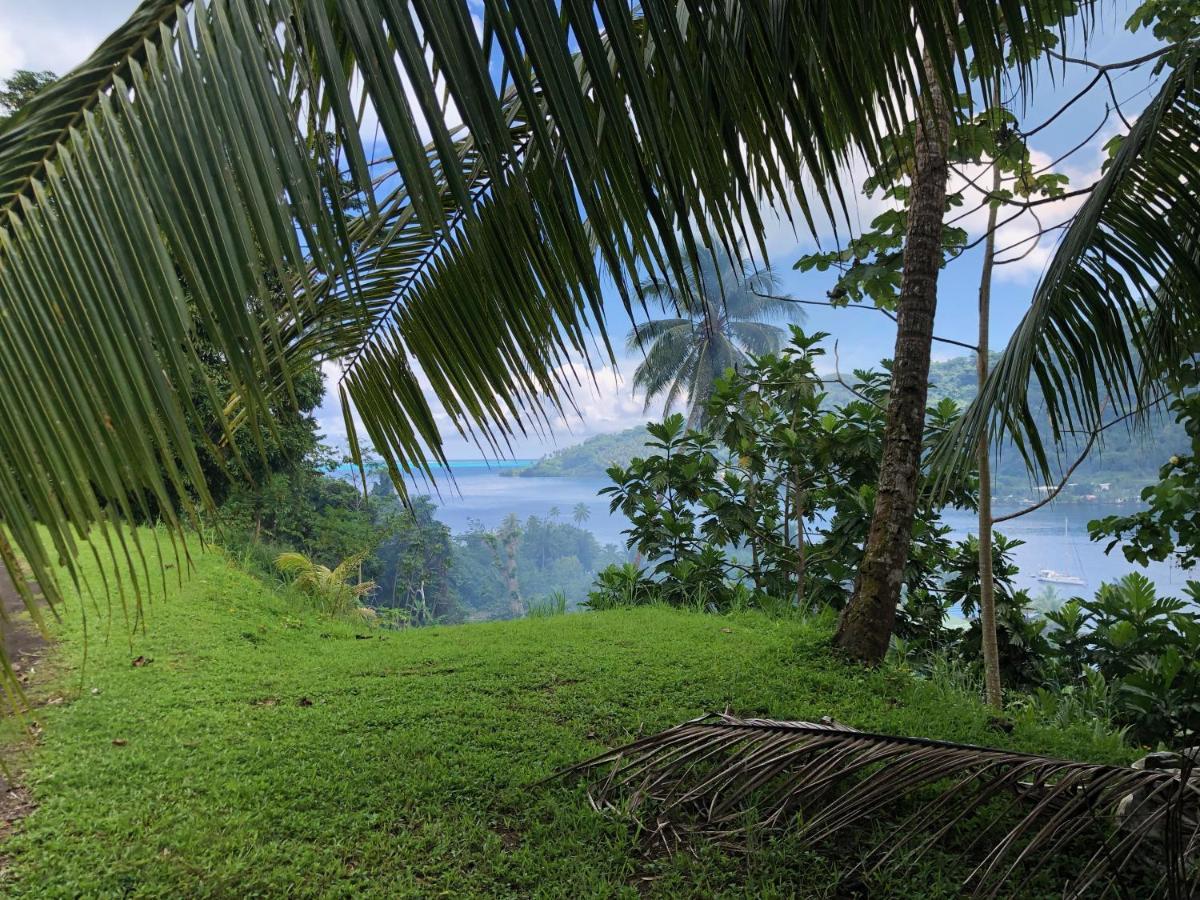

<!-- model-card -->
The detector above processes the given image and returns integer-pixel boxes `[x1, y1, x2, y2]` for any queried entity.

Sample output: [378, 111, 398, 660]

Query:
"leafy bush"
[1089, 359, 1200, 570]
[600, 329, 974, 614]
[1042, 574, 1200, 746]
[275, 550, 377, 619]
[584, 563, 660, 610]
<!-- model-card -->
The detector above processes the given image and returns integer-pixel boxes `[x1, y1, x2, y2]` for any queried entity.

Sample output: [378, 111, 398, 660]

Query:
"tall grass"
[526, 591, 569, 618]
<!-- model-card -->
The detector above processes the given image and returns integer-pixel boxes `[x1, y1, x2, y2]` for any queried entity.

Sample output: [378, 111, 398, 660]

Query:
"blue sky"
[0, 2, 1167, 460]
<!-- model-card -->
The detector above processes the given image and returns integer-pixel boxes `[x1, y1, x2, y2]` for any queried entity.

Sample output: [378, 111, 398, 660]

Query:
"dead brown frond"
[562, 713, 1200, 898]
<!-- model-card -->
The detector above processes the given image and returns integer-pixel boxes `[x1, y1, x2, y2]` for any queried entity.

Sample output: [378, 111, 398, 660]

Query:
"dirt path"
[0, 562, 48, 854]
[0, 563, 46, 678]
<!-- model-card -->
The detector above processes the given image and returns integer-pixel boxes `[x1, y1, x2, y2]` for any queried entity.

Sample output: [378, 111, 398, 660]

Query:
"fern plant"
[274, 551, 376, 619]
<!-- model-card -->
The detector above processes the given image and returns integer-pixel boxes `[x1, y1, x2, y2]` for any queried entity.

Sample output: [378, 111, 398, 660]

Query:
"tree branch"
[752, 292, 978, 353]
[992, 399, 1165, 524]
[1045, 45, 1179, 74]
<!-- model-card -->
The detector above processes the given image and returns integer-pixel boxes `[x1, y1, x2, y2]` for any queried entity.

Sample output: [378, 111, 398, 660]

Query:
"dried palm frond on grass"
[562, 713, 1200, 898]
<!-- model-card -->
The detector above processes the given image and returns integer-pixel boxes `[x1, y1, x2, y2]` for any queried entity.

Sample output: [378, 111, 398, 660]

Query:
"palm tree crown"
[628, 249, 799, 428]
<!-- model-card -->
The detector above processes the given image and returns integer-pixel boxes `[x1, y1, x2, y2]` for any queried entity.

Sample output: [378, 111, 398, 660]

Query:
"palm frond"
[941, 42, 1200, 484]
[0, 0, 1086, 680]
[565, 713, 1198, 898]
[273, 552, 314, 578]
[626, 318, 693, 353]
[632, 327, 699, 406]
[729, 320, 789, 357]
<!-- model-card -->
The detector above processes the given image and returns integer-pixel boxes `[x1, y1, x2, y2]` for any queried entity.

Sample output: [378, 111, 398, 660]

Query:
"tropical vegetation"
[3, 0, 1200, 894]
[3, 0, 1198, 695]
[627, 248, 797, 428]
[0, 540, 1133, 898]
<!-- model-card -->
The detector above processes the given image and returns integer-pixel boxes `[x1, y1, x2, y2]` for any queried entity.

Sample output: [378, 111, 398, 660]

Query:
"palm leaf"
[940, 42, 1200, 483]
[729, 320, 789, 356]
[273, 552, 314, 578]
[626, 318, 693, 353]
[0, 0, 1083, 683]
[631, 326, 700, 411]
[565, 713, 1198, 898]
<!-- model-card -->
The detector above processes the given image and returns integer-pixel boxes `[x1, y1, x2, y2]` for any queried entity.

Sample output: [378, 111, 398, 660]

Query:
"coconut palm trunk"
[835, 53, 952, 663]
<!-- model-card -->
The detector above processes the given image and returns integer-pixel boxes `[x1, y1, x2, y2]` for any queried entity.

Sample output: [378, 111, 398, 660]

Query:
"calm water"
[333, 462, 1189, 598]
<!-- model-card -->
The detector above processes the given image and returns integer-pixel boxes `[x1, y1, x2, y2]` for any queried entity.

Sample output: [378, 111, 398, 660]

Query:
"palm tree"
[834, 46, 953, 662]
[0, 0, 1162, 684]
[572, 503, 590, 527]
[628, 250, 798, 429]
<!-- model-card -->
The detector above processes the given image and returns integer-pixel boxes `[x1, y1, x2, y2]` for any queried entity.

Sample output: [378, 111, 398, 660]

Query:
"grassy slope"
[3, 541, 1130, 898]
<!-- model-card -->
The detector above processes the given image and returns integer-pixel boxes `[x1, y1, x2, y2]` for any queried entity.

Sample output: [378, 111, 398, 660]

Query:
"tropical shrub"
[943, 534, 1052, 690]
[601, 330, 974, 613]
[1042, 575, 1200, 746]
[584, 564, 660, 610]
[274, 550, 377, 619]
[1090, 360, 1200, 571]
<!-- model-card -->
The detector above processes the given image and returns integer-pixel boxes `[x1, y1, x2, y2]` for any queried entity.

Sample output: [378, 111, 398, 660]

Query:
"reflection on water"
[336, 463, 1191, 598]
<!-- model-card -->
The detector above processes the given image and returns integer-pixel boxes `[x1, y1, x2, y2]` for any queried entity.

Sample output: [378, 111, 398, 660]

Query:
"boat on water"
[1033, 518, 1089, 587]
[1036, 568, 1087, 587]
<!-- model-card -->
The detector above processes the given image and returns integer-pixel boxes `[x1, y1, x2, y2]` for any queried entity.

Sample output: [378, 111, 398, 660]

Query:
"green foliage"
[216, 449, 379, 574]
[794, 192, 966, 309]
[1126, 1, 1200, 54]
[1090, 363, 1200, 568]
[274, 550, 376, 619]
[893, 548, 1200, 748]
[1041, 574, 1200, 746]
[367, 495, 461, 627]
[943, 534, 1052, 689]
[447, 514, 624, 621]
[604, 330, 974, 613]
[3, 538, 1132, 896]
[584, 563, 659, 610]
[0, 69, 55, 122]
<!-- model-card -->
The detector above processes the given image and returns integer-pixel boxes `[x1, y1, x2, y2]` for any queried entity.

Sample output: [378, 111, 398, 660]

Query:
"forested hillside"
[519, 355, 1188, 501]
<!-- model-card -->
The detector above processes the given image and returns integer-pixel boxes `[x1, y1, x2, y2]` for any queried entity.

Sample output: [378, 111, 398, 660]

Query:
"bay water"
[333, 462, 1186, 601]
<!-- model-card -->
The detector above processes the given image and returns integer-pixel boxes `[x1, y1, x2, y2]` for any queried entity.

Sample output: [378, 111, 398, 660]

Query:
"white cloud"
[318, 350, 655, 461]
[543, 360, 651, 439]
[945, 146, 1098, 283]
[0, 1, 136, 80]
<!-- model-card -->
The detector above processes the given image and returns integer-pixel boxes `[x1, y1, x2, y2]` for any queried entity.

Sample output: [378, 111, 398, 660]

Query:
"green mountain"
[515, 425, 652, 477]
[517, 355, 1187, 501]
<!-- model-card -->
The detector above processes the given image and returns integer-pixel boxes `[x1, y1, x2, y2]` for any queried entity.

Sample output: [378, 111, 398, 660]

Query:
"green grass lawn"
[2, 539, 1132, 898]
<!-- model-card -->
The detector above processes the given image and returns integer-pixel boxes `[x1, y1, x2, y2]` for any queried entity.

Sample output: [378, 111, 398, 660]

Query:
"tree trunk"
[834, 51, 952, 663]
[794, 477, 807, 611]
[977, 71, 1004, 710]
[503, 529, 523, 618]
[747, 469, 762, 591]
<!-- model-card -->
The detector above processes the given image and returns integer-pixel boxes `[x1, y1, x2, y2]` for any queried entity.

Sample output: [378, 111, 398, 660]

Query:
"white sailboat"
[1036, 518, 1088, 587]
[1036, 568, 1086, 587]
